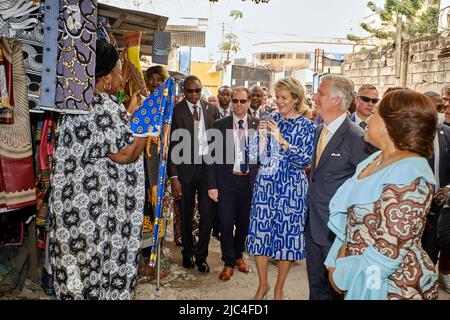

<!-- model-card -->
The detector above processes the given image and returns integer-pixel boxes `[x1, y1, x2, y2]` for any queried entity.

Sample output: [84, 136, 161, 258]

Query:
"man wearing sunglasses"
[350, 84, 379, 130]
[207, 87, 259, 281]
[168, 75, 219, 273]
[443, 85, 450, 127]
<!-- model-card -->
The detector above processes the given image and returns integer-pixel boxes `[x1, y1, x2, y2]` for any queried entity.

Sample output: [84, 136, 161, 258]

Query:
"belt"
[232, 172, 249, 176]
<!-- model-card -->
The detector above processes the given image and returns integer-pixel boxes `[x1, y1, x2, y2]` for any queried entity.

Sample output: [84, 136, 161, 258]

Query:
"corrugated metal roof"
[170, 31, 206, 47]
[97, 3, 168, 56]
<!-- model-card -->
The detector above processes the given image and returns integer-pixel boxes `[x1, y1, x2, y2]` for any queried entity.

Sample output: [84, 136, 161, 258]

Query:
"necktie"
[359, 121, 367, 130]
[193, 105, 199, 121]
[316, 127, 329, 166]
[253, 110, 257, 117]
[238, 120, 248, 173]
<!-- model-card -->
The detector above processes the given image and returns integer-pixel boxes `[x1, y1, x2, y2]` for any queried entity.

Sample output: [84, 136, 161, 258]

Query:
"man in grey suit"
[306, 75, 372, 300]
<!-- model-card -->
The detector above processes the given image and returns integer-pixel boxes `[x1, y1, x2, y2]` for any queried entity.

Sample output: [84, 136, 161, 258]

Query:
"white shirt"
[186, 100, 209, 156]
[322, 112, 347, 146]
[354, 112, 366, 127]
[232, 114, 248, 173]
[218, 104, 233, 118]
[249, 106, 261, 118]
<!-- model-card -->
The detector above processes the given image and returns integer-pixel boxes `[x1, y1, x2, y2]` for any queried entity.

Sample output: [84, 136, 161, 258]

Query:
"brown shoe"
[235, 258, 250, 273]
[219, 266, 234, 281]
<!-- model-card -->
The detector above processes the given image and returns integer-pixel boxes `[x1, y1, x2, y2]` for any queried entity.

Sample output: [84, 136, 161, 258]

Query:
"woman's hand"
[267, 120, 282, 143]
[327, 268, 346, 296]
[126, 92, 143, 117]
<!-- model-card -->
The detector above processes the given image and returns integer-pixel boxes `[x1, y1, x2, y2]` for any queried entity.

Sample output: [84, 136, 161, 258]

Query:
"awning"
[98, 3, 169, 56]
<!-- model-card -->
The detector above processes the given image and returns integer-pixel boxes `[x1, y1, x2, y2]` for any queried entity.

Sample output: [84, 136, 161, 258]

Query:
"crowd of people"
[47, 40, 450, 300]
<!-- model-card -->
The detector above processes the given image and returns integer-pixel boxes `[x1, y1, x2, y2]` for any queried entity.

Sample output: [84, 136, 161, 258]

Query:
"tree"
[219, 10, 243, 65]
[347, 0, 440, 43]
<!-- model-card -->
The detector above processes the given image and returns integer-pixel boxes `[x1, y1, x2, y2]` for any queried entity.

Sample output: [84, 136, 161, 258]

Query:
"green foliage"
[348, 0, 440, 43]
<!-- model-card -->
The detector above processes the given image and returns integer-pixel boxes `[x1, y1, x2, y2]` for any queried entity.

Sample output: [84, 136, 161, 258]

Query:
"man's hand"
[434, 187, 450, 207]
[208, 189, 219, 202]
[171, 177, 182, 200]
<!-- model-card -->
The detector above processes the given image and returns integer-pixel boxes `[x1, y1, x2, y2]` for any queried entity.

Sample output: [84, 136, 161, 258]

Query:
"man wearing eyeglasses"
[168, 75, 219, 273]
[350, 84, 379, 130]
[207, 87, 259, 281]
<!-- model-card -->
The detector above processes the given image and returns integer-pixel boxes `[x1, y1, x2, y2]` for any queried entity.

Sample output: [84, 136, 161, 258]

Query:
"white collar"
[233, 113, 248, 126]
[325, 112, 347, 135]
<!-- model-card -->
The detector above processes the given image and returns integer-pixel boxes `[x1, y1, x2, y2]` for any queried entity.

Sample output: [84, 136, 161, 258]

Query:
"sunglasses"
[185, 88, 202, 94]
[232, 99, 248, 104]
[437, 105, 447, 112]
[358, 96, 379, 104]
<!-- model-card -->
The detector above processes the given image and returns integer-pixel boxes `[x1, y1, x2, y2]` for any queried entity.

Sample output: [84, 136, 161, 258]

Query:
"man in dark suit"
[422, 92, 450, 264]
[168, 75, 219, 273]
[207, 87, 259, 281]
[306, 75, 372, 300]
[349, 84, 379, 131]
[247, 85, 265, 119]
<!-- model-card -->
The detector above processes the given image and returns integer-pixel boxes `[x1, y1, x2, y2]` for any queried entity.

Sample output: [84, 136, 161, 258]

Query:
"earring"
[103, 81, 112, 92]
[384, 128, 388, 133]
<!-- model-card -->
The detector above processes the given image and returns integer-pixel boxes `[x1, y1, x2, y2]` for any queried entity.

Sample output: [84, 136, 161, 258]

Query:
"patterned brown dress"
[344, 179, 439, 299]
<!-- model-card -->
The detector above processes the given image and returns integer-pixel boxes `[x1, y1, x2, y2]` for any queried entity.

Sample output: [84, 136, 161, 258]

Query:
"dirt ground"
[134, 237, 450, 301]
[2, 235, 449, 300]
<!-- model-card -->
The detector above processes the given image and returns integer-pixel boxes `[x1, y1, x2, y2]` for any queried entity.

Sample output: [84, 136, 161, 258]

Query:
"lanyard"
[233, 121, 246, 145]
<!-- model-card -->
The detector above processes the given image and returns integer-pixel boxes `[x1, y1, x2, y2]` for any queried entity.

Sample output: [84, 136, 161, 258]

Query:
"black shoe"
[183, 256, 195, 269]
[196, 261, 210, 273]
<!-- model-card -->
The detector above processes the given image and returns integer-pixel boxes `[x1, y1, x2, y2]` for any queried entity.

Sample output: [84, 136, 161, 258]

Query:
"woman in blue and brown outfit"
[325, 88, 439, 300]
[49, 40, 148, 300]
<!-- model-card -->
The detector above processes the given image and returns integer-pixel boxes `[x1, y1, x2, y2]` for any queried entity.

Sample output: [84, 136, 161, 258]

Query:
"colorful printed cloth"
[54, 0, 97, 114]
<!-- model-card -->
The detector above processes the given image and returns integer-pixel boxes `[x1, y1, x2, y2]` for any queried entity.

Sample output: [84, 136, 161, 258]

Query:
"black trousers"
[217, 175, 252, 267]
[305, 223, 343, 300]
[422, 212, 440, 265]
[438, 206, 450, 254]
[179, 167, 212, 263]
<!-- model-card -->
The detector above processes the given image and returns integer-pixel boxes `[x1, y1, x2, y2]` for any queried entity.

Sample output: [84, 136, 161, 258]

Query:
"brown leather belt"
[232, 172, 249, 176]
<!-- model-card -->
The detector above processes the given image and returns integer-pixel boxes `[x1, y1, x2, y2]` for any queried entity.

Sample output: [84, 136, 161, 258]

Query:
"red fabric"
[0, 154, 36, 209]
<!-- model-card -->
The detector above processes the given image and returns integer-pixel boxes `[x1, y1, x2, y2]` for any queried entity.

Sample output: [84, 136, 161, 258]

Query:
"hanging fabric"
[54, 0, 97, 114]
[0, 37, 36, 209]
[123, 31, 147, 97]
[39, 0, 59, 112]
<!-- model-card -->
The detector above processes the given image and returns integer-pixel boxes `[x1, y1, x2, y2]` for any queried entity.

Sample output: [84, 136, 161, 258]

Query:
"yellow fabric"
[315, 127, 328, 166]
[124, 31, 147, 96]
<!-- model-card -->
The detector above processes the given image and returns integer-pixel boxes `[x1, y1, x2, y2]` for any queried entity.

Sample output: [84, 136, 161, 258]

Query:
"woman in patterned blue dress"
[247, 77, 316, 300]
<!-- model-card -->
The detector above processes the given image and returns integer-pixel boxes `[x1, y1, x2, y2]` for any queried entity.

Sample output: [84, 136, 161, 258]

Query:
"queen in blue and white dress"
[246, 112, 316, 260]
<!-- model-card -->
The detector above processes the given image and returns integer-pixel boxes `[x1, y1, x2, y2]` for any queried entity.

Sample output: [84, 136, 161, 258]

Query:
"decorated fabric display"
[123, 31, 147, 97]
[132, 77, 175, 267]
[130, 77, 175, 137]
[54, 0, 97, 114]
[0, 0, 46, 111]
[35, 113, 56, 226]
[39, 0, 59, 112]
[0, 38, 36, 209]
[0, 0, 40, 38]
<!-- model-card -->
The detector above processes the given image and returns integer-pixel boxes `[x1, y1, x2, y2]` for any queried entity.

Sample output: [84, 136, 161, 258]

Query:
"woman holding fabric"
[49, 40, 148, 300]
[325, 88, 439, 300]
[246, 77, 316, 300]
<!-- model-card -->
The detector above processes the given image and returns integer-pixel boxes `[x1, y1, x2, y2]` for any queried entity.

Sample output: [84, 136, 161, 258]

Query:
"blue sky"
[103, 0, 385, 61]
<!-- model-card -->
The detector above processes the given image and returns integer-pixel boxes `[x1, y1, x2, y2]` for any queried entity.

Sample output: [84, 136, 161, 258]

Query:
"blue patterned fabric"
[246, 113, 316, 260]
[130, 77, 174, 137]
